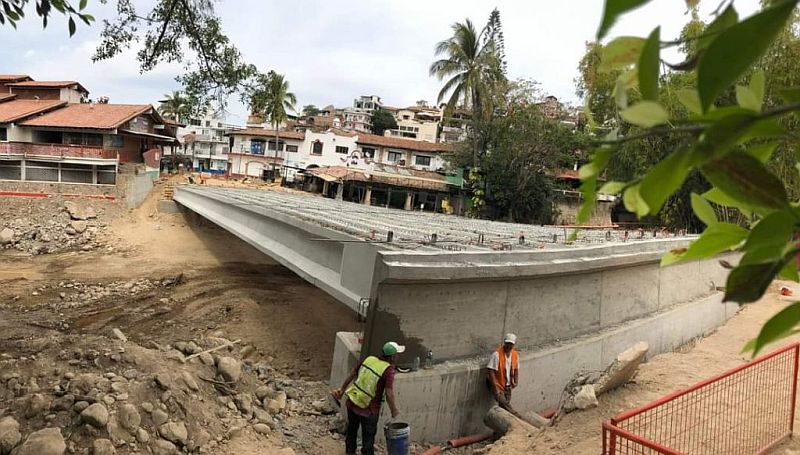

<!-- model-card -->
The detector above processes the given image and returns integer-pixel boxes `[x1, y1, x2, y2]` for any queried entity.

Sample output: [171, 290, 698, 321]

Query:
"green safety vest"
[345, 356, 390, 409]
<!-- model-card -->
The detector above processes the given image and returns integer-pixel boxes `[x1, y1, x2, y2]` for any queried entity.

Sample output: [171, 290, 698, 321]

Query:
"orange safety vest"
[495, 346, 519, 389]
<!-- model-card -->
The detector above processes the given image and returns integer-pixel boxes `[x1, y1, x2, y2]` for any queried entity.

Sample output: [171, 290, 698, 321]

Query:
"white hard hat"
[504, 333, 517, 344]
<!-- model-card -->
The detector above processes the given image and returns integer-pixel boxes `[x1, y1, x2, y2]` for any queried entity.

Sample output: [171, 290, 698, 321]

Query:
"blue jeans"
[345, 407, 379, 455]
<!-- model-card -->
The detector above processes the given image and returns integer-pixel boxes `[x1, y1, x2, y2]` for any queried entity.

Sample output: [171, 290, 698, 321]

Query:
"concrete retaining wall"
[332, 292, 739, 443]
[363, 242, 731, 363]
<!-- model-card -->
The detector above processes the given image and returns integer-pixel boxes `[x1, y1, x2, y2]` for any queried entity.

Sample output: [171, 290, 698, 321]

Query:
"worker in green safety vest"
[332, 341, 403, 455]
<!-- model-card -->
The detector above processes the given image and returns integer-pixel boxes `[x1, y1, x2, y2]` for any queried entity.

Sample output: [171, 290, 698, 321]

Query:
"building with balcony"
[342, 95, 382, 133]
[0, 74, 178, 186]
[383, 105, 442, 143]
[227, 128, 305, 179]
[166, 110, 241, 173]
[355, 133, 452, 172]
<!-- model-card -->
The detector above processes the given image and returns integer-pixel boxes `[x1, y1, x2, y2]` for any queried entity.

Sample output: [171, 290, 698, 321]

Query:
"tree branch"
[144, 0, 179, 67]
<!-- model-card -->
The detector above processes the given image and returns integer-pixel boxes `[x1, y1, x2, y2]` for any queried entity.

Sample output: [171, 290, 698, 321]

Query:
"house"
[227, 128, 305, 179]
[355, 133, 452, 171]
[304, 163, 467, 214]
[7, 80, 89, 103]
[383, 105, 442, 143]
[0, 75, 33, 93]
[0, 74, 178, 186]
[342, 95, 382, 133]
[172, 110, 241, 173]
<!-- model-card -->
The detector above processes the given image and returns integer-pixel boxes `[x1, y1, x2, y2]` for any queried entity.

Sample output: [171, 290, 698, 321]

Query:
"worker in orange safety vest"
[486, 333, 520, 415]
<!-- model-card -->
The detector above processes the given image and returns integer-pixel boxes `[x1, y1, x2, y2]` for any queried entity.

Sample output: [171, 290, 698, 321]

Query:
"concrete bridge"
[174, 185, 736, 443]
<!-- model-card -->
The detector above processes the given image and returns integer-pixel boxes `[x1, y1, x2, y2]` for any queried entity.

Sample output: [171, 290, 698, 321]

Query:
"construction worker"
[332, 341, 403, 455]
[487, 333, 519, 414]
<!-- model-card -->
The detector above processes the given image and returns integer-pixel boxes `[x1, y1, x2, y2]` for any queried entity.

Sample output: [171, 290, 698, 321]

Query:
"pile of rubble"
[0, 201, 112, 255]
[0, 329, 342, 455]
[559, 341, 649, 414]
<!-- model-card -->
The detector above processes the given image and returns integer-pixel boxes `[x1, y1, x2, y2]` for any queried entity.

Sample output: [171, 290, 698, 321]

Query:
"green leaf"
[583, 101, 597, 129]
[676, 89, 702, 115]
[639, 149, 690, 214]
[702, 153, 789, 213]
[691, 113, 756, 163]
[780, 87, 800, 104]
[620, 101, 669, 127]
[698, 0, 796, 112]
[697, 4, 739, 51]
[750, 70, 766, 106]
[597, 0, 654, 39]
[738, 118, 785, 144]
[598, 181, 626, 195]
[599, 36, 646, 72]
[578, 147, 614, 180]
[779, 259, 799, 282]
[80, 0, 87, 10]
[638, 27, 660, 101]
[623, 184, 649, 217]
[725, 258, 788, 304]
[748, 302, 800, 355]
[68, 16, 75, 36]
[577, 176, 598, 225]
[661, 222, 748, 266]
[691, 193, 717, 227]
[703, 187, 753, 219]
[736, 85, 761, 112]
[740, 210, 795, 265]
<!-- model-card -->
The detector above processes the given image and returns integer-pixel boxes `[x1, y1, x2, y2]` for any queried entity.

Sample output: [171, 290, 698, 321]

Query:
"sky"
[0, 0, 761, 125]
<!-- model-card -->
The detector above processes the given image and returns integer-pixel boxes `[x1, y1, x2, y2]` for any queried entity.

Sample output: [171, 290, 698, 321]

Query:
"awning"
[118, 129, 180, 144]
[313, 173, 338, 183]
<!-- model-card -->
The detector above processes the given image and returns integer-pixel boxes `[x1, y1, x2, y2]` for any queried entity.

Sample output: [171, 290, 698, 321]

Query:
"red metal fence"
[603, 342, 800, 454]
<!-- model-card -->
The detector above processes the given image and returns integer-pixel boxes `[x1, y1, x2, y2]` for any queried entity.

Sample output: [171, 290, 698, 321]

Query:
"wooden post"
[404, 191, 413, 211]
[363, 185, 372, 206]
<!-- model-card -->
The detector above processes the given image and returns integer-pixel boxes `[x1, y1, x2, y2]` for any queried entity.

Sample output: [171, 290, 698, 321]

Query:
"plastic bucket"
[385, 421, 410, 455]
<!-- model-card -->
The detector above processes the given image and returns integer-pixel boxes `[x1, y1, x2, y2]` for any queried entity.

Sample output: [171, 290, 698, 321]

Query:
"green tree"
[580, 0, 800, 355]
[370, 109, 398, 136]
[158, 91, 189, 123]
[247, 71, 297, 173]
[302, 104, 321, 117]
[429, 13, 505, 165]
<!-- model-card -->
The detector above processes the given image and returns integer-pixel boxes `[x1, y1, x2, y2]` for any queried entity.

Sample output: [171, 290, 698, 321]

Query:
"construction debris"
[595, 341, 649, 395]
[484, 405, 540, 436]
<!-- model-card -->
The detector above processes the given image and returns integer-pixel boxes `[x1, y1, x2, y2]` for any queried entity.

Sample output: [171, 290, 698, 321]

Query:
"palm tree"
[251, 71, 297, 179]
[159, 91, 189, 123]
[429, 18, 504, 165]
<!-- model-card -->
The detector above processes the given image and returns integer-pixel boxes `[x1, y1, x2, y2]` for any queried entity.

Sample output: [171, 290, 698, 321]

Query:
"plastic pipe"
[446, 431, 494, 448]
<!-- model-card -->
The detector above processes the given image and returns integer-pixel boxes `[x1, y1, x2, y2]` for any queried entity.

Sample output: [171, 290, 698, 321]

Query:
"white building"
[355, 133, 451, 172]
[228, 128, 305, 178]
[175, 111, 241, 173]
[383, 105, 442, 143]
[342, 95, 382, 133]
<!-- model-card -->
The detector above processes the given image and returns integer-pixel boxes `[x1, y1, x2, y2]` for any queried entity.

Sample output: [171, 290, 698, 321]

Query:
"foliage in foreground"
[582, 0, 800, 355]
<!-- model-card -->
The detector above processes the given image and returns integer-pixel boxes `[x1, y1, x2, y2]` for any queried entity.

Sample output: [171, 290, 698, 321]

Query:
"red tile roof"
[230, 128, 305, 140]
[0, 100, 67, 123]
[8, 80, 89, 93]
[0, 75, 32, 82]
[306, 165, 449, 191]
[356, 133, 453, 152]
[20, 104, 153, 130]
[0, 94, 17, 102]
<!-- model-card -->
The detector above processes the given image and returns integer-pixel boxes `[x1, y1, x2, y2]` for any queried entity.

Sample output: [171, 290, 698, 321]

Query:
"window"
[415, 155, 432, 166]
[109, 135, 124, 148]
[335, 146, 348, 154]
[201, 129, 209, 136]
[250, 139, 266, 155]
[205, 120, 211, 127]
[387, 151, 403, 162]
[0, 127, 6, 141]
[267, 140, 283, 151]
[286, 145, 298, 153]
[311, 141, 323, 155]
[65, 132, 103, 146]
[189, 118, 201, 126]
[362, 147, 375, 158]
[403, 115, 410, 120]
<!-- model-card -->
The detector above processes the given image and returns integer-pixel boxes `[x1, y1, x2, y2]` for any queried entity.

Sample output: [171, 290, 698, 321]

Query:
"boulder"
[159, 421, 188, 445]
[111, 328, 127, 343]
[13, 427, 66, 455]
[25, 393, 49, 418]
[80, 403, 109, 428]
[216, 357, 241, 383]
[252, 423, 270, 435]
[180, 372, 199, 392]
[234, 394, 253, 414]
[64, 201, 96, 221]
[573, 384, 599, 410]
[151, 439, 178, 455]
[118, 403, 141, 433]
[92, 438, 116, 455]
[595, 341, 649, 395]
[136, 428, 149, 443]
[0, 228, 14, 245]
[70, 221, 88, 234]
[0, 416, 21, 455]
[151, 409, 169, 426]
